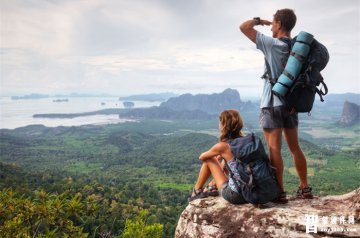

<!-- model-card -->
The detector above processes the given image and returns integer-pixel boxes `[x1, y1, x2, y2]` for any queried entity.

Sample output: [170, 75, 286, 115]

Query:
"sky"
[0, 0, 359, 98]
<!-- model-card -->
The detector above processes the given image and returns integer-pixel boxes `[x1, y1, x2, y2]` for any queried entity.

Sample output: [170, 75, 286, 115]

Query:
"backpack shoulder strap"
[279, 37, 292, 50]
[262, 38, 292, 85]
[262, 59, 276, 84]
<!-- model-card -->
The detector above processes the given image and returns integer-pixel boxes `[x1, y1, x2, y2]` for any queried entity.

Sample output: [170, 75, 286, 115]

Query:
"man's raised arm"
[240, 18, 271, 43]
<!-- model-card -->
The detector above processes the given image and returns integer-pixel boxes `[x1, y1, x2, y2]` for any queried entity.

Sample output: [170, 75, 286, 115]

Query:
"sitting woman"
[189, 109, 247, 204]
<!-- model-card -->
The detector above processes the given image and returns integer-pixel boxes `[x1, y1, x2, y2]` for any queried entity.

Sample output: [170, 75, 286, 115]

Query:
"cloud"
[0, 0, 359, 96]
[1, 1, 78, 57]
[82, 45, 262, 75]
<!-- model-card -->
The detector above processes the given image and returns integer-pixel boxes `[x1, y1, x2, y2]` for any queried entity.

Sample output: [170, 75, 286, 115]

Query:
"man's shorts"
[259, 106, 298, 129]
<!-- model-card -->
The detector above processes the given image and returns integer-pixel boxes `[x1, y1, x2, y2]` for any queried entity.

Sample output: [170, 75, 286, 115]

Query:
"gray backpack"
[226, 133, 279, 204]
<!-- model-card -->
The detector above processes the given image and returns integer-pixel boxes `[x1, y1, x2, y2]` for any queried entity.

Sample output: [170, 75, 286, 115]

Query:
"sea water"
[0, 97, 161, 129]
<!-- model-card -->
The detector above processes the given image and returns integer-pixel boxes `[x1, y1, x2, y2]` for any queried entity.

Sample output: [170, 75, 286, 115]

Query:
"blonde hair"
[219, 109, 244, 142]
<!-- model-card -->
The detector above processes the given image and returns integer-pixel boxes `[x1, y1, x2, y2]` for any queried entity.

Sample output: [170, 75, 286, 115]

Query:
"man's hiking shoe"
[203, 185, 219, 197]
[296, 186, 313, 199]
[188, 188, 206, 202]
[272, 191, 288, 204]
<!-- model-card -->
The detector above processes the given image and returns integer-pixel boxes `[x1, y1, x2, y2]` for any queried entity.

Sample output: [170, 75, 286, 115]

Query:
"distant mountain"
[31, 89, 257, 120]
[119, 89, 257, 120]
[54, 93, 114, 97]
[11, 93, 115, 99]
[315, 93, 360, 107]
[160, 88, 254, 115]
[11, 93, 49, 100]
[339, 101, 360, 126]
[119, 92, 178, 102]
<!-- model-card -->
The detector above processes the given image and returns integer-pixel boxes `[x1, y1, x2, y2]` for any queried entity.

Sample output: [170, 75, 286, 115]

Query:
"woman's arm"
[199, 142, 232, 161]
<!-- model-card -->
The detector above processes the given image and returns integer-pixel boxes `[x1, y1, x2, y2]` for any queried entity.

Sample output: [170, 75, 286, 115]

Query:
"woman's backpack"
[226, 133, 279, 204]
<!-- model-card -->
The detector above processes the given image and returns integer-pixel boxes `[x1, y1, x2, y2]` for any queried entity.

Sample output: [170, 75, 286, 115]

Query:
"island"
[53, 99, 69, 102]
[11, 93, 49, 100]
[123, 101, 135, 109]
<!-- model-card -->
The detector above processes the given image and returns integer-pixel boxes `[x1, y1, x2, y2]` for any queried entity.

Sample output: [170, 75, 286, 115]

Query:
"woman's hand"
[199, 143, 221, 161]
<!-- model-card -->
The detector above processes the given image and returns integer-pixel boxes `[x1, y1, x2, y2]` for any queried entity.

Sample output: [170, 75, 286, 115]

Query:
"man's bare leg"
[283, 128, 308, 188]
[263, 128, 284, 192]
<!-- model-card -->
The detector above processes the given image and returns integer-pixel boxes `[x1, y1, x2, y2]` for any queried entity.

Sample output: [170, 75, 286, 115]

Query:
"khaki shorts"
[260, 106, 298, 129]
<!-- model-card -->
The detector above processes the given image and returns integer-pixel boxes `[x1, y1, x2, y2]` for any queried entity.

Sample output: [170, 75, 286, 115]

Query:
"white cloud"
[0, 0, 359, 96]
[82, 45, 262, 75]
[1, 1, 77, 57]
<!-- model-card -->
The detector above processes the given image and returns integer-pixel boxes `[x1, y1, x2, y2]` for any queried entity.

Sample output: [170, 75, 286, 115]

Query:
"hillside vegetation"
[0, 120, 359, 237]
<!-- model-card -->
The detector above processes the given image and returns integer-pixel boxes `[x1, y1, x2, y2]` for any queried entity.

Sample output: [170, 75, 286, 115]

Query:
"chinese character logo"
[305, 214, 319, 234]
[305, 214, 357, 234]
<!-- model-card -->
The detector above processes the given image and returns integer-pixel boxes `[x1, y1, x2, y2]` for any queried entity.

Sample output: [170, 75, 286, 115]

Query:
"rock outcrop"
[160, 88, 246, 115]
[340, 101, 360, 126]
[118, 89, 257, 120]
[123, 101, 135, 109]
[175, 188, 360, 238]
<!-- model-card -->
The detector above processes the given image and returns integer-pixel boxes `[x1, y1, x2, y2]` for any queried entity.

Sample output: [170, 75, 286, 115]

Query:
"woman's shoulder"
[213, 141, 231, 151]
[215, 141, 230, 147]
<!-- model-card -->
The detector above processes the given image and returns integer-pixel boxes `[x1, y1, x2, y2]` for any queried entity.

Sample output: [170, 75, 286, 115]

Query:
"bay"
[0, 97, 161, 129]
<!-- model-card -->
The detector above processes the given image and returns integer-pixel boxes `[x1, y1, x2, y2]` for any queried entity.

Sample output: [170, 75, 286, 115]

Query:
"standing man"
[240, 9, 313, 203]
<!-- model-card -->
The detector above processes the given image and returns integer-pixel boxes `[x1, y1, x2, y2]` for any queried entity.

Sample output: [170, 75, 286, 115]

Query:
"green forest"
[0, 119, 359, 237]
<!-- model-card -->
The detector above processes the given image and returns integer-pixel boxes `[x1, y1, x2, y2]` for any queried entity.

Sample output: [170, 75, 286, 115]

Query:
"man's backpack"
[269, 32, 330, 113]
[225, 133, 278, 204]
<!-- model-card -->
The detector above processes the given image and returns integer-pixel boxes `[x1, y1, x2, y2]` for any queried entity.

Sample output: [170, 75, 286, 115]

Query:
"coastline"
[0, 97, 161, 129]
[32, 108, 127, 119]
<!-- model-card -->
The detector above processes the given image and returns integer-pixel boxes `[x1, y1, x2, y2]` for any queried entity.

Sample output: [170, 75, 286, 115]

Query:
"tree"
[0, 188, 97, 238]
[119, 210, 163, 238]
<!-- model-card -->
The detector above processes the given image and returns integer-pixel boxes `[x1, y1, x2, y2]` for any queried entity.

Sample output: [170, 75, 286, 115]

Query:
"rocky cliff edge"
[175, 188, 360, 238]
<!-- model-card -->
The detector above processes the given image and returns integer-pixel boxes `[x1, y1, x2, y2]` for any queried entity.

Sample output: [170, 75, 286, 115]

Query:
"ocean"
[0, 97, 161, 129]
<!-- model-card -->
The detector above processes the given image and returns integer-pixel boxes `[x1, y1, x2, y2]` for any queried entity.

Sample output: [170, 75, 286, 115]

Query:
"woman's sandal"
[296, 186, 313, 199]
[203, 185, 220, 197]
[188, 188, 206, 202]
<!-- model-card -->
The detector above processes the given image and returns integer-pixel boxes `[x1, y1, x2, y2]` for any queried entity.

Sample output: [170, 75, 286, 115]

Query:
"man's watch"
[253, 17, 261, 25]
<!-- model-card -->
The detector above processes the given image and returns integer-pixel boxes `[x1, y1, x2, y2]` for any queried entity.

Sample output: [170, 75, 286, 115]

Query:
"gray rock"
[340, 101, 360, 126]
[175, 188, 360, 238]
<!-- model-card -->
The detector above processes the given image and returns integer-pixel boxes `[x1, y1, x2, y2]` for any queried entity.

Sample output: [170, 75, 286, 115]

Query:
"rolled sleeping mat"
[272, 74, 293, 96]
[292, 42, 311, 57]
[297, 31, 314, 43]
[285, 55, 303, 77]
[272, 31, 314, 97]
